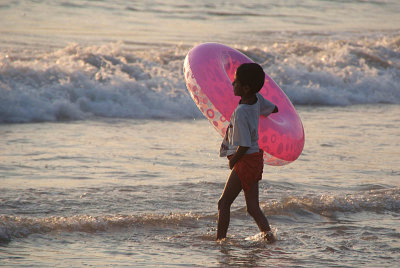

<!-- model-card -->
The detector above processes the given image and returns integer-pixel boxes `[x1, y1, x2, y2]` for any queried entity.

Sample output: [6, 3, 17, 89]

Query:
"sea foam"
[1, 187, 398, 243]
[1, 33, 399, 123]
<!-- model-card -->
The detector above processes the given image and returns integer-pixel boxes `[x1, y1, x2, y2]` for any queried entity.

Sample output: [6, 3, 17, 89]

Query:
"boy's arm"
[229, 146, 249, 169]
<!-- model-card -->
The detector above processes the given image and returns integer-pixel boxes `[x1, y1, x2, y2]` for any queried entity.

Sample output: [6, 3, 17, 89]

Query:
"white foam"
[265, 187, 400, 216]
[248, 32, 400, 106]
[0, 187, 398, 243]
[245, 227, 278, 242]
[0, 43, 201, 123]
[0, 212, 202, 243]
[1, 33, 399, 123]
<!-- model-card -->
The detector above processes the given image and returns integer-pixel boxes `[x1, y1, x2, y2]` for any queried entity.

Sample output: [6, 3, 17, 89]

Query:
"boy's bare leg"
[217, 169, 242, 240]
[244, 181, 271, 233]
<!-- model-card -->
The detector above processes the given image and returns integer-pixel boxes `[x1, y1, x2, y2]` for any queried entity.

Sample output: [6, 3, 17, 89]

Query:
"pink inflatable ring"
[183, 43, 304, 166]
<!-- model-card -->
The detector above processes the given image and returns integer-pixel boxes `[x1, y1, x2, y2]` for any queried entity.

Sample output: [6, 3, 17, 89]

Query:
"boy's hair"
[236, 63, 265, 93]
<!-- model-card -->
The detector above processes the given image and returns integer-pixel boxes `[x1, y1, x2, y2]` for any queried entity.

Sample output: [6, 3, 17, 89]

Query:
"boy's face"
[232, 72, 249, 97]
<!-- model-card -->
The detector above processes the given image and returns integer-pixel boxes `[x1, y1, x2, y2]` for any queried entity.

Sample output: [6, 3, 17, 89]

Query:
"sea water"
[1, 1, 399, 267]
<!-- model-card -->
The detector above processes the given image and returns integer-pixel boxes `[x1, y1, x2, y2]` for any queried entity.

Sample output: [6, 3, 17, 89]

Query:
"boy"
[217, 63, 278, 241]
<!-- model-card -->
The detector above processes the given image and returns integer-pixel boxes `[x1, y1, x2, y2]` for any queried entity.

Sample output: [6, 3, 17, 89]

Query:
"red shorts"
[228, 150, 264, 192]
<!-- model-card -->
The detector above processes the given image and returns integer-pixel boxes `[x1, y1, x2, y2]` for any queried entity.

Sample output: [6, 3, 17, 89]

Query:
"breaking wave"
[1, 31, 399, 123]
[1, 187, 398, 243]
[0, 212, 202, 243]
[264, 187, 400, 216]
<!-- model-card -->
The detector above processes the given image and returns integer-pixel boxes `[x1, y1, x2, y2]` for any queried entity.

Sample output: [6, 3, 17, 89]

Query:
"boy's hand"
[229, 146, 249, 169]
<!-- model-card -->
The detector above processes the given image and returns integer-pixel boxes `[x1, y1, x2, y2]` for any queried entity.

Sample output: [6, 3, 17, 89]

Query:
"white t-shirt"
[219, 93, 276, 157]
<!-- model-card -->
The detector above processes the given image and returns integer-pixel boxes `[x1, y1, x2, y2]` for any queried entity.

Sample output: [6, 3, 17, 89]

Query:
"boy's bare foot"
[264, 231, 276, 243]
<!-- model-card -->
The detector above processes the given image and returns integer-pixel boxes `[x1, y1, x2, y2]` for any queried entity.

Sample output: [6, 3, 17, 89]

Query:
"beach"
[1, 0, 399, 267]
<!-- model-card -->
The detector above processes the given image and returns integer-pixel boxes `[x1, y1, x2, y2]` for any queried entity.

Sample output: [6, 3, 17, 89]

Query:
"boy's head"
[235, 63, 265, 93]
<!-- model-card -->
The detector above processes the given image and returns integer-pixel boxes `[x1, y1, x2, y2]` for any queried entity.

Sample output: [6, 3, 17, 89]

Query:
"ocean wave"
[0, 212, 202, 243]
[1, 188, 398, 243]
[0, 43, 201, 123]
[264, 187, 400, 216]
[1, 33, 399, 123]
[242, 32, 400, 106]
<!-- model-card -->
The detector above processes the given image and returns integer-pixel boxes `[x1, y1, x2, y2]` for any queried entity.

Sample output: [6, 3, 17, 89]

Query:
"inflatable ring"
[183, 43, 304, 166]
